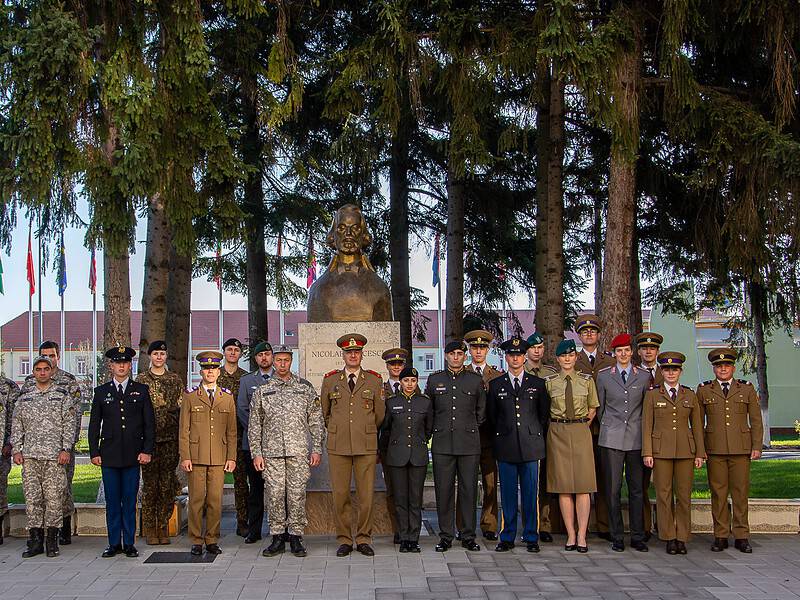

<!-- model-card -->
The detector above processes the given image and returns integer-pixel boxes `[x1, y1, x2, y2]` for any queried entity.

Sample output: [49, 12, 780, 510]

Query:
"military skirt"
[546, 421, 597, 494]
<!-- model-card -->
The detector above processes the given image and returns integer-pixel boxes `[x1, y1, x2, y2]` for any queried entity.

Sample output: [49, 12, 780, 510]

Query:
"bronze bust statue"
[307, 204, 393, 322]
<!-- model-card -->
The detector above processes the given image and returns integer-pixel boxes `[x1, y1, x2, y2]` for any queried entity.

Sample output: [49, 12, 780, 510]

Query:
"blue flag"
[58, 233, 67, 296]
[432, 233, 440, 287]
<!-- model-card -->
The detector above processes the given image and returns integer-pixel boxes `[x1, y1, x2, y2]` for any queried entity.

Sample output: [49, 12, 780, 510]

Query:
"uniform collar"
[112, 377, 129, 391]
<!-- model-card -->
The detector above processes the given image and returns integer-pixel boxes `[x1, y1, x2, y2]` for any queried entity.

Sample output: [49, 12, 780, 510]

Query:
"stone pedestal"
[299, 321, 400, 535]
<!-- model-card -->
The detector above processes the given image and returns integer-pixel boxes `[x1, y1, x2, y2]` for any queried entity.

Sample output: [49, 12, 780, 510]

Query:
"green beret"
[555, 339, 577, 356]
[253, 341, 273, 355]
[527, 332, 544, 346]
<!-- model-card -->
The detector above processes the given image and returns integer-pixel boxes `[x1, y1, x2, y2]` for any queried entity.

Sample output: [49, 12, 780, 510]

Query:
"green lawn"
[770, 434, 800, 448]
[7, 464, 103, 504]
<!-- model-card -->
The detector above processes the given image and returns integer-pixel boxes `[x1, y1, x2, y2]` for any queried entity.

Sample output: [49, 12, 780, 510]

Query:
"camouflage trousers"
[0, 455, 11, 517]
[263, 455, 310, 536]
[233, 422, 249, 530]
[141, 440, 180, 534]
[63, 451, 76, 517]
[22, 458, 66, 529]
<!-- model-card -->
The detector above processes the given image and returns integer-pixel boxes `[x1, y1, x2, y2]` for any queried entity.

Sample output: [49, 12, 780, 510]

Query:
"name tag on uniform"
[435, 386, 446, 393]
[656, 402, 667, 407]
[497, 391, 508, 398]
[264, 391, 276, 396]
[390, 405, 404, 412]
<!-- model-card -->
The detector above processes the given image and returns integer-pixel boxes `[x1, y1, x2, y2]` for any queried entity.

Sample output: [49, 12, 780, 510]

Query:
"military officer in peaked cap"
[89, 346, 155, 558]
[697, 348, 763, 553]
[425, 340, 486, 552]
[380, 347, 408, 543]
[635, 331, 664, 540]
[488, 337, 550, 553]
[573, 314, 614, 541]
[462, 329, 502, 541]
[320, 333, 386, 557]
[179, 351, 237, 556]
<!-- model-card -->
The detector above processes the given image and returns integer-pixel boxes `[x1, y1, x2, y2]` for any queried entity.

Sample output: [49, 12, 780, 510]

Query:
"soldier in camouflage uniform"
[216, 338, 249, 536]
[136, 341, 183, 545]
[11, 356, 78, 558]
[23, 341, 84, 545]
[249, 345, 324, 558]
[0, 375, 20, 545]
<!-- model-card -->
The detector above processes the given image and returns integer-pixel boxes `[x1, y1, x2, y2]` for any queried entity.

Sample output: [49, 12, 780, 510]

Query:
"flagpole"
[37, 226, 43, 347]
[92, 289, 97, 388]
[437, 275, 443, 369]
[216, 245, 223, 349]
[187, 312, 193, 386]
[27, 224, 35, 368]
[218, 282, 223, 349]
[29, 288, 34, 368]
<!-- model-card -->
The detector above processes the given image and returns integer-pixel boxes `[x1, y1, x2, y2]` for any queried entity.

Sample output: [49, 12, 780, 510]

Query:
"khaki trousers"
[329, 453, 376, 545]
[187, 465, 225, 544]
[707, 454, 751, 539]
[653, 458, 694, 542]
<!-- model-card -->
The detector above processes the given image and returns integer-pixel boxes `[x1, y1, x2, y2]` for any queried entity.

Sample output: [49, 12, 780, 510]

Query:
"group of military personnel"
[0, 313, 763, 559]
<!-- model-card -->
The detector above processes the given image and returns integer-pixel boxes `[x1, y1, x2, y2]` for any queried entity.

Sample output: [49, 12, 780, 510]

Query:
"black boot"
[59, 516, 72, 545]
[46, 527, 60, 557]
[289, 535, 307, 557]
[22, 528, 44, 558]
[262, 535, 285, 557]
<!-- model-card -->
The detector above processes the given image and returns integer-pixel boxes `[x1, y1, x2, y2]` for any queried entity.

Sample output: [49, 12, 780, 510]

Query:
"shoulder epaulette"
[298, 377, 313, 387]
[597, 366, 612, 372]
[430, 369, 444, 376]
[603, 350, 613, 357]
[543, 373, 559, 382]
[365, 369, 382, 379]
[187, 385, 198, 393]
[699, 380, 713, 387]
[681, 384, 691, 389]
[578, 372, 593, 380]
[220, 387, 231, 394]
[738, 379, 752, 385]
[647, 385, 657, 390]
[324, 369, 340, 378]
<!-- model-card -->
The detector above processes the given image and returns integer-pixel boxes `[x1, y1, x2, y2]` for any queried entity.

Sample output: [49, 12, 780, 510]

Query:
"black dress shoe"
[190, 544, 203, 556]
[455, 531, 463, 541]
[576, 545, 588, 553]
[461, 539, 480, 551]
[539, 531, 553, 543]
[336, 544, 352, 557]
[399, 540, 409, 553]
[526, 542, 540, 553]
[205, 543, 222, 555]
[289, 535, 307, 557]
[631, 541, 649, 552]
[666, 540, 678, 555]
[494, 541, 514, 552]
[123, 545, 138, 558]
[408, 542, 421, 553]
[676, 541, 687, 555]
[734, 539, 752, 553]
[356, 543, 374, 557]
[644, 531, 652, 542]
[564, 543, 577, 551]
[434, 539, 451, 552]
[244, 534, 261, 544]
[596, 531, 612, 541]
[102, 544, 121, 558]
[482, 531, 498, 541]
[711, 537, 728, 552]
[611, 540, 625, 552]
[393, 533, 401, 544]
[263, 535, 285, 557]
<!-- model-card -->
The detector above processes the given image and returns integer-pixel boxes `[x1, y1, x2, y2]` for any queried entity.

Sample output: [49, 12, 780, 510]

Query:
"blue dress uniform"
[487, 338, 550, 552]
[88, 347, 155, 556]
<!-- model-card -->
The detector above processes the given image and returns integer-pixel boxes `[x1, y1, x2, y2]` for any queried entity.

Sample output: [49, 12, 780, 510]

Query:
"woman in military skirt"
[379, 367, 433, 553]
[642, 352, 706, 555]
[544, 339, 599, 553]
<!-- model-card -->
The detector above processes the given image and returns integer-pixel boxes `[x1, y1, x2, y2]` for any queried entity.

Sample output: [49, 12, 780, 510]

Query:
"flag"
[306, 236, 317, 289]
[214, 244, 222, 290]
[88, 246, 97, 294]
[26, 226, 35, 296]
[432, 233, 440, 287]
[57, 232, 67, 296]
[0, 256, 4, 294]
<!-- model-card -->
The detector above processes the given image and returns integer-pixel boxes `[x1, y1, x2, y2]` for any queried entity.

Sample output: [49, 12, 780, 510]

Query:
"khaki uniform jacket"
[524, 363, 557, 378]
[696, 379, 763, 455]
[638, 363, 665, 387]
[320, 369, 385, 456]
[466, 363, 502, 449]
[179, 387, 237, 465]
[642, 385, 706, 459]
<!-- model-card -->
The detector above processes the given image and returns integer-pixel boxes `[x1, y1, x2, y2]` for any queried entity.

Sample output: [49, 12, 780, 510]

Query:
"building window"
[20, 358, 30, 377]
[192, 357, 200, 374]
[425, 353, 435, 371]
[131, 359, 139, 376]
[76, 357, 88, 376]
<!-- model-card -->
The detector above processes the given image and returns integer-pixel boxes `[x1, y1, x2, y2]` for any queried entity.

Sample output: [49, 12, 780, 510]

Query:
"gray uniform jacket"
[424, 369, 486, 456]
[248, 373, 324, 458]
[379, 392, 433, 467]
[236, 368, 274, 451]
[10, 383, 78, 459]
[596, 365, 650, 451]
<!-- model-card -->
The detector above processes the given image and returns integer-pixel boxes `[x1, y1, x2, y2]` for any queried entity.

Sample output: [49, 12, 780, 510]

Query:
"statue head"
[326, 204, 372, 256]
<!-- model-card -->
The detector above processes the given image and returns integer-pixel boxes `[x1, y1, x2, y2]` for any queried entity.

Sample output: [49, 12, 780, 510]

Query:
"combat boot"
[262, 535, 285, 557]
[289, 535, 307, 557]
[22, 528, 44, 558]
[46, 527, 60, 557]
[59, 516, 72, 545]
[144, 526, 160, 545]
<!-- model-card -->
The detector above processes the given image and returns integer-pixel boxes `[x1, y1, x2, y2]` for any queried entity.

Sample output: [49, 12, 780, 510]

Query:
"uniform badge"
[656, 402, 667, 407]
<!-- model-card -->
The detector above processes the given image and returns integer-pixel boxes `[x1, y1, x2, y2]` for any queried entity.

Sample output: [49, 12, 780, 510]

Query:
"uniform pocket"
[651, 432, 661, 454]
[735, 397, 749, 413]
[688, 435, 696, 454]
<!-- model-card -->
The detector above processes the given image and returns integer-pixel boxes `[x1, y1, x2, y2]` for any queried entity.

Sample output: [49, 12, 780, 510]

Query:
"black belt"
[550, 418, 589, 423]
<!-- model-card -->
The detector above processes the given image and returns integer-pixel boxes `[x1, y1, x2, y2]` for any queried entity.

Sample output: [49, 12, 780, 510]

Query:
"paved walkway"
[1, 526, 798, 600]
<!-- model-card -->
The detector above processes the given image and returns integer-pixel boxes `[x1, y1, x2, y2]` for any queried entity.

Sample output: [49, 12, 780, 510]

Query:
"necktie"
[722, 382, 729, 397]
[117, 384, 124, 397]
[670, 387, 677, 402]
[648, 368, 655, 383]
[348, 374, 356, 393]
[513, 377, 520, 394]
[589, 354, 595, 367]
[476, 367, 482, 376]
[393, 382, 400, 395]
[621, 370, 627, 384]
[263, 373, 270, 381]
[208, 388, 215, 404]
[564, 375, 576, 420]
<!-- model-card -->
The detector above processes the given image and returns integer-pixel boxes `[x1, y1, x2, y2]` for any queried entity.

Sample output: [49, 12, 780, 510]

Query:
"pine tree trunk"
[628, 229, 643, 335]
[138, 193, 170, 372]
[445, 165, 465, 343]
[389, 78, 412, 353]
[600, 3, 642, 346]
[166, 247, 192, 387]
[241, 70, 268, 366]
[534, 65, 566, 365]
[103, 249, 132, 354]
[749, 281, 770, 448]
[593, 193, 604, 314]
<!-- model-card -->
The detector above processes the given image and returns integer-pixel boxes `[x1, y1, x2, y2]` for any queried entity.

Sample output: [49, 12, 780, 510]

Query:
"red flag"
[26, 227, 36, 296]
[88, 246, 97, 294]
